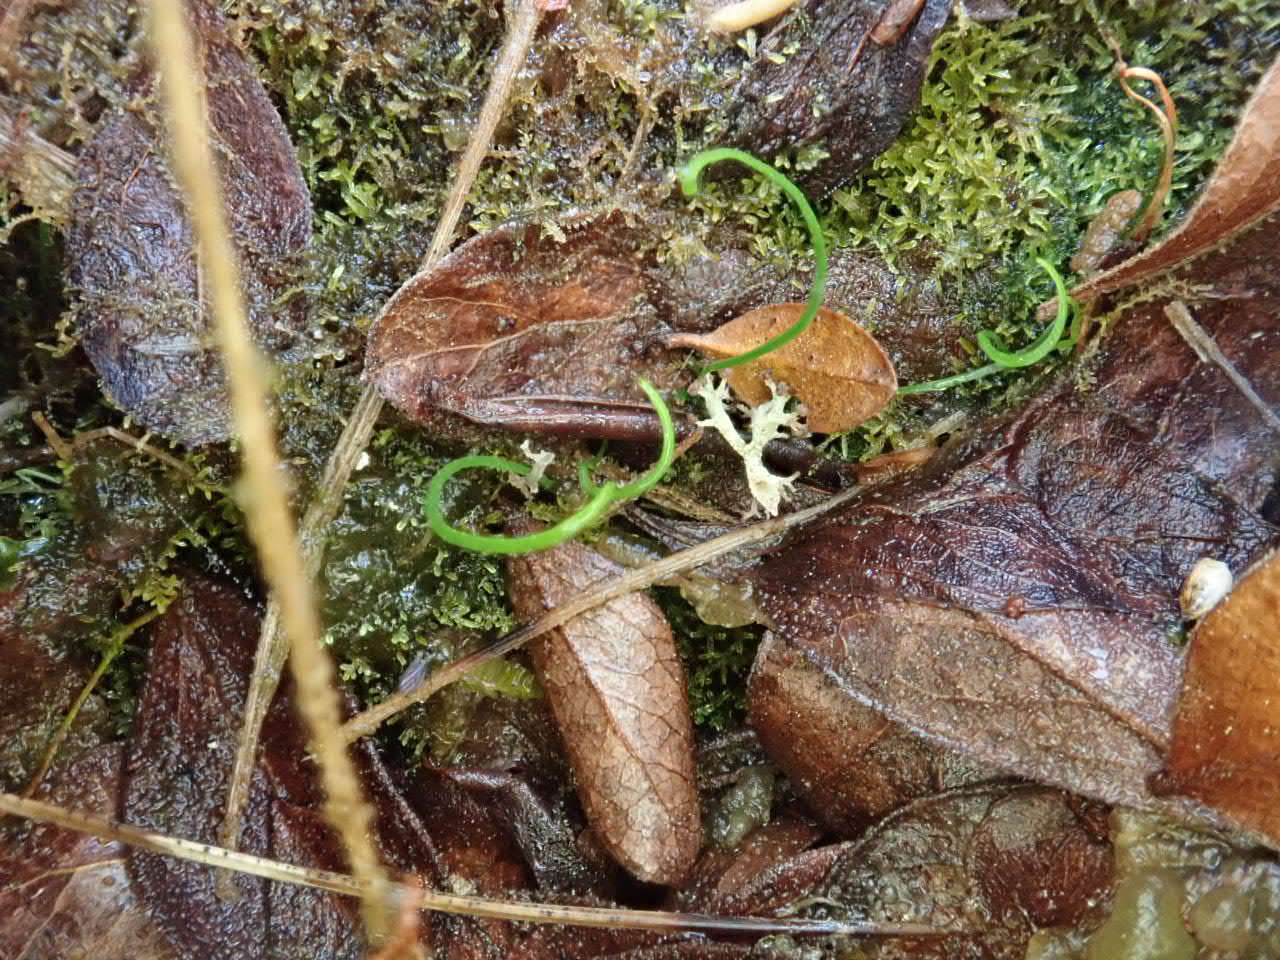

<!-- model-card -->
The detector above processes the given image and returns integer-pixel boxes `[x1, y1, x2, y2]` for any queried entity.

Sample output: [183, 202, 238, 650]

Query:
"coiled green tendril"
[425, 379, 676, 555]
[678, 148, 828, 376]
[897, 257, 1078, 395]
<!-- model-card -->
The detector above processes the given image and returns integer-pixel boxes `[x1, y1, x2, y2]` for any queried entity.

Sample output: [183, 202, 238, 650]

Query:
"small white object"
[354, 451, 371, 472]
[693, 374, 806, 518]
[1180, 557, 1233, 620]
[511, 439, 555, 499]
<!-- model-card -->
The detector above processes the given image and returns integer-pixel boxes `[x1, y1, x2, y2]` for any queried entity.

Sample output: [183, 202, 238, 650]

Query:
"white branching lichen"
[511, 439, 555, 498]
[692, 375, 807, 517]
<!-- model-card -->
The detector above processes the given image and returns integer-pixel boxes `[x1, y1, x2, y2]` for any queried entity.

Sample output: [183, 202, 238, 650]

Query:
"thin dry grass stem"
[341, 483, 861, 743]
[424, 0, 540, 270]
[1164, 300, 1280, 436]
[30, 410, 73, 461]
[217, 0, 545, 912]
[0, 790, 943, 938]
[1117, 63, 1177, 245]
[21, 606, 164, 799]
[145, 0, 392, 940]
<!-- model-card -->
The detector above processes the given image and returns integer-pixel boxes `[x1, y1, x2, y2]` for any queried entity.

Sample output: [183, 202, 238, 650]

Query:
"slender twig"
[342, 483, 860, 743]
[21, 607, 164, 798]
[1165, 300, 1280, 436]
[2, 790, 943, 937]
[146, 0, 392, 938]
[217, 0, 546, 895]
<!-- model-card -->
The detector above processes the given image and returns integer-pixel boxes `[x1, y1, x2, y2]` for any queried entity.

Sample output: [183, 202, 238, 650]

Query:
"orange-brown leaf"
[507, 540, 700, 885]
[670, 303, 896, 433]
[1164, 549, 1280, 846]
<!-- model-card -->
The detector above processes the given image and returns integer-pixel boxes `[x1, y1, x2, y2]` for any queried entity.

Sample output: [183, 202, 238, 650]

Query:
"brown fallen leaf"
[748, 632, 997, 837]
[752, 200, 1280, 816]
[802, 785, 1113, 959]
[1055, 52, 1280, 314]
[1161, 549, 1280, 846]
[66, 0, 311, 446]
[725, 0, 951, 193]
[0, 745, 180, 960]
[366, 212, 686, 440]
[670, 303, 897, 433]
[507, 535, 700, 885]
[122, 574, 459, 959]
[675, 818, 836, 921]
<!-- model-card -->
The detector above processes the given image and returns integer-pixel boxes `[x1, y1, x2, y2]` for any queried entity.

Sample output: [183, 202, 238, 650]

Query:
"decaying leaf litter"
[2, 1, 1280, 960]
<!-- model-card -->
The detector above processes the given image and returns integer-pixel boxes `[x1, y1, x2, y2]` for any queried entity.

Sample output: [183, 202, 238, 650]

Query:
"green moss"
[828, 2, 1279, 279]
[319, 425, 517, 706]
[658, 586, 762, 733]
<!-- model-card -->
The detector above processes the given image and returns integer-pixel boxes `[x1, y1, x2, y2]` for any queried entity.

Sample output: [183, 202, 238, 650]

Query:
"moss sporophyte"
[426, 147, 829, 556]
[424, 149, 1077, 553]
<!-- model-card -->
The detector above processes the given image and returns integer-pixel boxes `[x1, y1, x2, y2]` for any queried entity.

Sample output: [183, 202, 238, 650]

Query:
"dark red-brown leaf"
[366, 212, 685, 440]
[66, 0, 310, 446]
[749, 632, 998, 836]
[803, 786, 1113, 959]
[122, 574, 453, 959]
[0, 745, 180, 960]
[753, 207, 1280, 816]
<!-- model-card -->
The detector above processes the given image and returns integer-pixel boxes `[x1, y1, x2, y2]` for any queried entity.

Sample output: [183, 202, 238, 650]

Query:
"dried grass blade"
[145, 0, 391, 938]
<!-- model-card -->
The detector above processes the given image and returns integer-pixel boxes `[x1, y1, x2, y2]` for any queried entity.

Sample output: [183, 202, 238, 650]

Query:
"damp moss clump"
[318, 425, 515, 703]
[827, 1, 1280, 280]
[658, 587, 762, 733]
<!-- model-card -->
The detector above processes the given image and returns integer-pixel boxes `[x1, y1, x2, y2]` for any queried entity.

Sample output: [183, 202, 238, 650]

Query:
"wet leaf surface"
[749, 632, 998, 836]
[753, 206, 1280, 815]
[367, 212, 687, 441]
[507, 534, 700, 885]
[671, 303, 897, 433]
[725, 0, 951, 194]
[0, 745, 180, 960]
[66, 0, 310, 446]
[122, 573, 462, 959]
[0, 444, 200, 788]
[805, 785, 1113, 959]
[1163, 549, 1280, 846]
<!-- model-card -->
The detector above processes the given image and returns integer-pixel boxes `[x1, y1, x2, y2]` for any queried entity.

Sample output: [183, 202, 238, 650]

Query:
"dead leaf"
[670, 303, 897, 433]
[675, 819, 833, 919]
[66, 0, 310, 446]
[122, 574, 453, 959]
[0, 745, 180, 960]
[366, 212, 685, 440]
[1059, 53, 1280, 312]
[1162, 549, 1280, 846]
[725, 0, 951, 193]
[0, 443, 200, 786]
[507, 536, 700, 885]
[748, 632, 997, 836]
[801, 785, 1113, 959]
[752, 203, 1280, 816]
